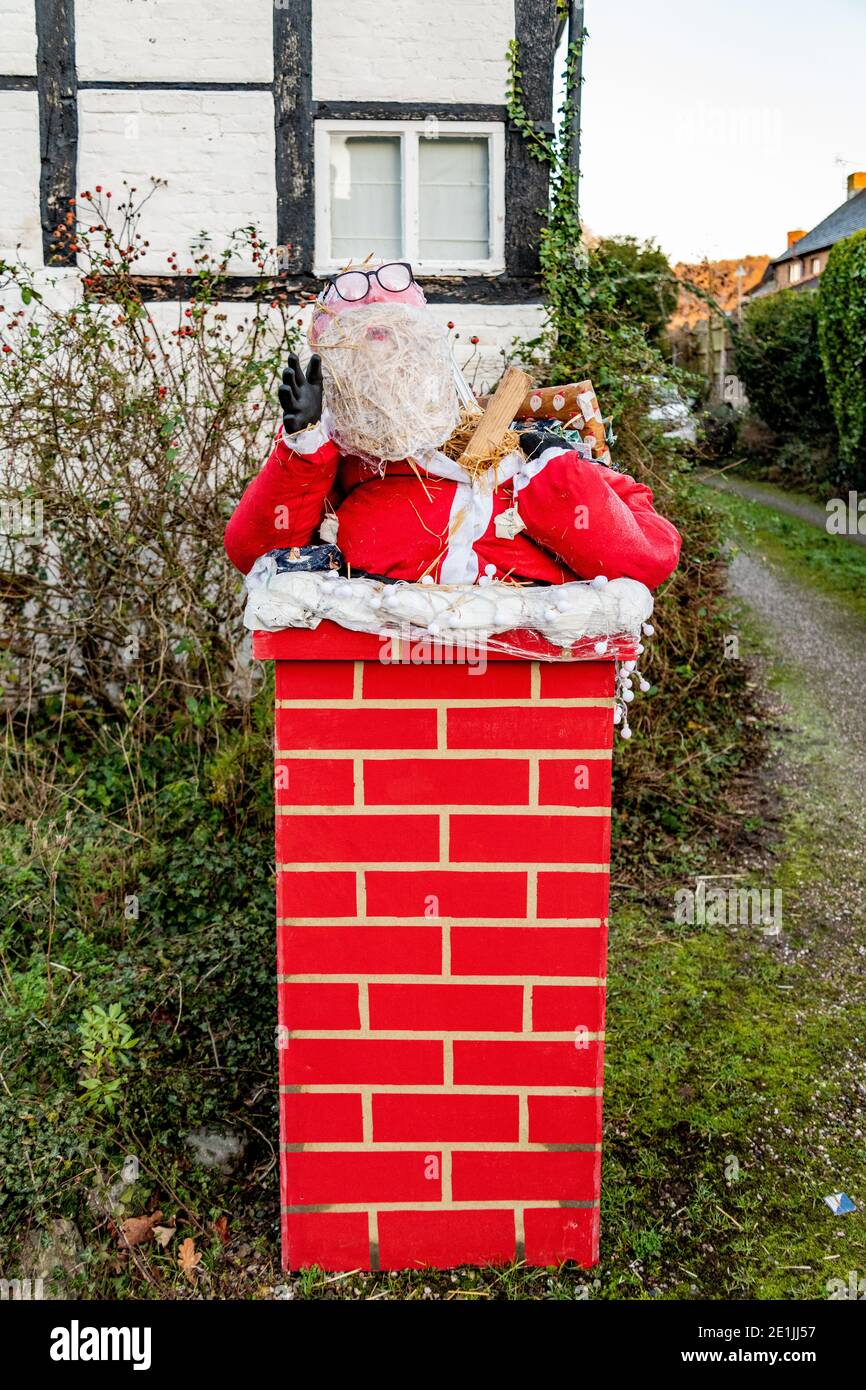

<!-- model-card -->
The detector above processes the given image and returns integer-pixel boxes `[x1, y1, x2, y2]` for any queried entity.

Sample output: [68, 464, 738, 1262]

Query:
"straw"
[314, 302, 459, 466]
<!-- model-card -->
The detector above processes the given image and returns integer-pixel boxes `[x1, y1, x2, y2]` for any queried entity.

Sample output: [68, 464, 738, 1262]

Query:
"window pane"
[419, 136, 489, 261]
[330, 135, 402, 261]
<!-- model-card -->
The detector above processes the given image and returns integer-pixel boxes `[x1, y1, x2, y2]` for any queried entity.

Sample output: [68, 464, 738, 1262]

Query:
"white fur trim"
[243, 566, 653, 648]
[439, 478, 493, 584]
[412, 446, 562, 582]
[282, 416, 331, 455]
[511, 444, 570, 492]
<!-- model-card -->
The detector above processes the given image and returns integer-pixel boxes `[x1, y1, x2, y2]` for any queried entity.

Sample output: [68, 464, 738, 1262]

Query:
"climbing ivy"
[817, 230, 866, 487]
[505, 33, 591, 378]
[505, 35, 691, 444]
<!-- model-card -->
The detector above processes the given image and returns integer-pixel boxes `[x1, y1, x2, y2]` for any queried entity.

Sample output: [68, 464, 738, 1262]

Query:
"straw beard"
[314, 302, 460, 467]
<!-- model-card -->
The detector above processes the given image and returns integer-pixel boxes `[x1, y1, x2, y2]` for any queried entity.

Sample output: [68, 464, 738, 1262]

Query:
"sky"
[564, 0, 866, 265]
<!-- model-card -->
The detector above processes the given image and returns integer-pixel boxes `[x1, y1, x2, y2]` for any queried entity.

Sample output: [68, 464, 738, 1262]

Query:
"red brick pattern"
[272, 646, 613, 1271]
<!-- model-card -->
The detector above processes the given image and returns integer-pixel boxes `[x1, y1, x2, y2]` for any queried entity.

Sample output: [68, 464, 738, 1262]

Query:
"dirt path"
[677, 495, 866, 1297]
[728, 546, 866, 938]
[699, 468, 866, 549]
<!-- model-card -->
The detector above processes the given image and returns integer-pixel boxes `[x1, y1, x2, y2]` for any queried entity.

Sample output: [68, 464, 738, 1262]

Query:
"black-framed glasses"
[324, 262, 416, 303]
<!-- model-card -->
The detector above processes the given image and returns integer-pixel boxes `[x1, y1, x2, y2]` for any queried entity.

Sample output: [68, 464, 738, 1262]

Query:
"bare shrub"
[0, 186, 300, 736]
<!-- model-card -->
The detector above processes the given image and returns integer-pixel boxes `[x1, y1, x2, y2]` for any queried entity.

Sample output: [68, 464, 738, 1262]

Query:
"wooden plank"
[274, 0, 314, 274]
[35, 0, 78, 267]
[458, 366, 533, 464]
[507, 0, 559, 280]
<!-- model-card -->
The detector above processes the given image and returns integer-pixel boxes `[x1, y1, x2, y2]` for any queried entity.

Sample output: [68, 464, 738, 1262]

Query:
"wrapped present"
[478, 379, 613, 467]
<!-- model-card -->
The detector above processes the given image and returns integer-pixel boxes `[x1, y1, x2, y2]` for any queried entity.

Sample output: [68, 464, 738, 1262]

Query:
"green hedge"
[818, 229, 866, 488]
[734, 287, 835, 439]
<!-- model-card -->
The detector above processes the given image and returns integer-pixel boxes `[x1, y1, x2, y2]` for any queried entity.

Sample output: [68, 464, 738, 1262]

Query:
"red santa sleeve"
[223, 420, 341, 574]
[515, 447, 682, 590]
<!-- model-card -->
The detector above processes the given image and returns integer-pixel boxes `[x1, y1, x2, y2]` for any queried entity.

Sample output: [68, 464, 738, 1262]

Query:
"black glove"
[278, 353, 323, 434]
[517, 425, 568, 460]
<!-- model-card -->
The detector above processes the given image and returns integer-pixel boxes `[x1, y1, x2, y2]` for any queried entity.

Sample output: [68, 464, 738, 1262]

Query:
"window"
[419, 137, 490, 261]
[811, 256, 822, 276]
[329, 135, 402, 261]
[314, 120, 505, 275]
[789, 260, 802, 283]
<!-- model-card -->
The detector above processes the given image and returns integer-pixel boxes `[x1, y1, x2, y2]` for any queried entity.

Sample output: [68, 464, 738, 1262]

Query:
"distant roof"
[775, 188, 866, 264]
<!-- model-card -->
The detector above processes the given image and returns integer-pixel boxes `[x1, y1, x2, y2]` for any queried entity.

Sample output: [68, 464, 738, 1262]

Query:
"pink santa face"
[310, 261, 427, 342]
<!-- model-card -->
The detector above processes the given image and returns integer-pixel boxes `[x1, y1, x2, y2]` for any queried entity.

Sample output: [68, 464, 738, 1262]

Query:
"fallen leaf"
[178, 1236, 202, 1281]
[119, 1210, 163, 1249]
[153, 1225, 176, 1249]
[214, 1215, 230, 1246]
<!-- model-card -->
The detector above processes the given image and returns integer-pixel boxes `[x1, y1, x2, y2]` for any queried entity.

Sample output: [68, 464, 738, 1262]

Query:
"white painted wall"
[76, 0, 273, 83]
[0, 0, 36, 73]
[312, 0, 514, 104]
[0, 0, 39, 255]
[0, 92, 41, 256]
[78, 89, 277, 273]
[427, 303, 547, 395]
[141, 299, 545, 396]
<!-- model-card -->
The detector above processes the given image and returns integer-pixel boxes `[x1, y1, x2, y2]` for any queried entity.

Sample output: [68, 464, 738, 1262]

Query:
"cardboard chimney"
[254, 619, 633, 1271]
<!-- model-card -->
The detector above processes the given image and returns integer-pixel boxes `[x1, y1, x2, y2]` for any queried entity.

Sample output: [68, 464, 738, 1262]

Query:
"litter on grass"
[823, 1192, 857, 1215]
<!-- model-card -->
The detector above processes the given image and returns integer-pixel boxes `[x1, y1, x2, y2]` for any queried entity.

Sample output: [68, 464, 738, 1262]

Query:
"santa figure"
[224, 262, 680, 588]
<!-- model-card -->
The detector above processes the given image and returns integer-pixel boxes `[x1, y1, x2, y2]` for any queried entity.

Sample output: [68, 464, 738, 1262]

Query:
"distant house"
[750, 172, 866, 298]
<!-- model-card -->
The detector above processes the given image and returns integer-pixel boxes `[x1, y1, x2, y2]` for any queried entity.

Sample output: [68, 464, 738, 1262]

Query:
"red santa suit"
[224, 421, 680, 589]
[224, 273, 680, 588]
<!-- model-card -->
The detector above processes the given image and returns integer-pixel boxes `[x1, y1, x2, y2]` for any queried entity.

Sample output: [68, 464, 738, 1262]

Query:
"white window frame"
[314, 119, 506, 277]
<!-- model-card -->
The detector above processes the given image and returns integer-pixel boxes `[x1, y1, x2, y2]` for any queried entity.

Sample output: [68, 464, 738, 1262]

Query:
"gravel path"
[699, 469, 866, 549]
[729, 548, 866, 745]
[728, 545, 866, 956]
[724, 542, 866, 1292]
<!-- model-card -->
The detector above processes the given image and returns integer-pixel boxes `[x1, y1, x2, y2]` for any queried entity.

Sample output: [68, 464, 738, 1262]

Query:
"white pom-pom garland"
[612, 633, 659, 737]
[243, 564, 657, 744]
